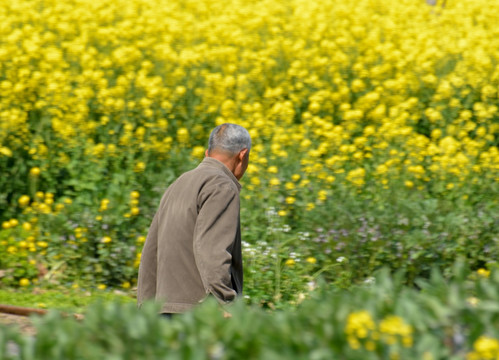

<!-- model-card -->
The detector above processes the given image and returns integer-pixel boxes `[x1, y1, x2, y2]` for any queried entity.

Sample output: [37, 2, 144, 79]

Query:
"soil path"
[0, 313, 37, 336]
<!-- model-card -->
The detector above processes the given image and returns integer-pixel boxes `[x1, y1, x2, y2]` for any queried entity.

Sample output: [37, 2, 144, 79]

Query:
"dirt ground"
[0, 313, 37, 336]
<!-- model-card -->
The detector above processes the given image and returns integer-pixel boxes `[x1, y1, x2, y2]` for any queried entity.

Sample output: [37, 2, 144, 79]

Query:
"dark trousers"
[161, 313, 174, 319]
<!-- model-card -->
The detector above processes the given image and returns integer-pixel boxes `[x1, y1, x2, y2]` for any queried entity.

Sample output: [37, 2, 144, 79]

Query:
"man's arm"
[193, 183, 240, 303]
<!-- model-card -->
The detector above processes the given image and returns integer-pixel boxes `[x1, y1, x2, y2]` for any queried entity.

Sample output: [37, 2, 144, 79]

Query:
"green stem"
[274, 234, 281, 301]
[312, 264, 339, 279]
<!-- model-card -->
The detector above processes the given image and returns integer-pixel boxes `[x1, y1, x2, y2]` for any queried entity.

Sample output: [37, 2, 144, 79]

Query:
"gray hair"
[208, 123, 251, 155]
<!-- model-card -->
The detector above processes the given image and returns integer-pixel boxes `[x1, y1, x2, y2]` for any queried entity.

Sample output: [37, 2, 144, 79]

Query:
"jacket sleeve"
[193, 182, 239, 303]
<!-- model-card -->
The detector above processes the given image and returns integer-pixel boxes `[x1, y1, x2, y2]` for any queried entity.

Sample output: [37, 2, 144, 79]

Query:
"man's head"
[205, 123, 251, 180]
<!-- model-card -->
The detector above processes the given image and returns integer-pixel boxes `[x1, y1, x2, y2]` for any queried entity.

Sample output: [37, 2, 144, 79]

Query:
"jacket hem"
[160, 302, 198, 314]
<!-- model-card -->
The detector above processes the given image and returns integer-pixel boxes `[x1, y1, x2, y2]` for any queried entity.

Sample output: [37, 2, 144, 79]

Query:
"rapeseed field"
[0, 0, 498, 306]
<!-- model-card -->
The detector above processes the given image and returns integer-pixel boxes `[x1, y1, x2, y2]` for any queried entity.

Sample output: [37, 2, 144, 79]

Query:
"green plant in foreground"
[1, 263, 499, 359]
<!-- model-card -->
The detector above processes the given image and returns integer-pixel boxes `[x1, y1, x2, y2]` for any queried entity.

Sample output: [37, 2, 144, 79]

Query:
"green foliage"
[1, 265, 499, 359]
[0, 288, 134, 314]
[240, 186, 499, 306]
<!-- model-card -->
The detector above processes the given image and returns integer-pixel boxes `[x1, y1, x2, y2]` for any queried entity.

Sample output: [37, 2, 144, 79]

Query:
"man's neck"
[207, 153, 237, 175]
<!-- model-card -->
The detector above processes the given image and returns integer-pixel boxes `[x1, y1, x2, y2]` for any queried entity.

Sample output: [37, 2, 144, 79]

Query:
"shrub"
[2, 264, 499, 359]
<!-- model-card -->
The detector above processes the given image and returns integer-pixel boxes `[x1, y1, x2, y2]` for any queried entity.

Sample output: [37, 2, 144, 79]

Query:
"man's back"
[137, 157, 243, 313]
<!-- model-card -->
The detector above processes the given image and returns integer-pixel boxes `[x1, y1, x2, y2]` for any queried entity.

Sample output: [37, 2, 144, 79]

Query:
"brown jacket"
[137, 157, 243, 313]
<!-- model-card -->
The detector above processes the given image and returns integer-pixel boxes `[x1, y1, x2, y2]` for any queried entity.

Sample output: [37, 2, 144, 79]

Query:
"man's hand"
[223, 311, 232, 318]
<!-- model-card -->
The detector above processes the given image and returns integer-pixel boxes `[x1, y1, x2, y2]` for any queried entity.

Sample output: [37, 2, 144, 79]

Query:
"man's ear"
[238, 148, 248, 162]
[205, 149, 209, 157]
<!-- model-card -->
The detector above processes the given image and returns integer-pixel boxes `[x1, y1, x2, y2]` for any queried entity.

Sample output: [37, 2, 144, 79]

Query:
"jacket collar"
[199, 157, 242, 192]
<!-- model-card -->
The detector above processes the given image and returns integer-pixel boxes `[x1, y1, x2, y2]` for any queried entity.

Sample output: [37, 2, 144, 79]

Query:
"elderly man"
[137, 123, 251, 315]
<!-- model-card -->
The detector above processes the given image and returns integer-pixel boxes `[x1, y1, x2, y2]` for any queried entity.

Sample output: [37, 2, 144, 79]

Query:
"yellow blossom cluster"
[345, 310, 413, 351]
[0, 192, 72, 285]
[467, 336, 499, 360]
[0, 0, 497, 213]
[127, 190, 141, 217]
[477, 268, 491, 278]
[0, 181, 149, 286]
[1, 0, 498, 289]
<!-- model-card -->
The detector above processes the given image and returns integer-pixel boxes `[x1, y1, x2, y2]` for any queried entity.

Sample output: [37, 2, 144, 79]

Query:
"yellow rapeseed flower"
[130, 199, 139, 206]
[468, 336, 499, 360]
[278, 210, 287, 217]
[130, 191, 140, 199]
[0, 146, 13, 157]
[101, 236, 112, 244]
[285, 196, 296, 205]
[134, 161, 146, 173]
[251, 177, 261, 186]
[177, 127, 190, 143]
[268, 166, 278, 174]
[285, 182, 295, 190]
[99, 198, 110, 212]
[346, 168, 366, 187]
[19, 278, 31, 287]
[7, 246, 17, 254]
[306, 257, 317, 264]
[405, 180, 414, 189]
[306, 202, 315, 211]
[29, 167, 41, 176]
[18, 195, 30, 207]
[477, 268, 491, 278]
[134, 252, 142, 268]
[269, 177, 281, 186]
[379, 315, 413, 347]
[191, 145, 205, 159]
[345, 310, 376, 340]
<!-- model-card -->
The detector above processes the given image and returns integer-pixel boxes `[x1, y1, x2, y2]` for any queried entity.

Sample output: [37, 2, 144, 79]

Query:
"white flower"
[364, 277, 375, 285]
[307, 281, 316, 291]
